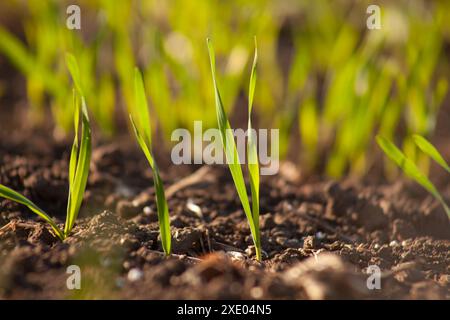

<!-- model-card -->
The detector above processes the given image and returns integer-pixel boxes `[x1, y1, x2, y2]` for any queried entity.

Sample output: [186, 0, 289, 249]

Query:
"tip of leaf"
[134, 66, 141, 78]
[65, 52, 83, 96]
[376, 135, 385, 144]
[206, 38, 214, 53]
[253, 40, 258, 62]
[65, 52, 75, 64]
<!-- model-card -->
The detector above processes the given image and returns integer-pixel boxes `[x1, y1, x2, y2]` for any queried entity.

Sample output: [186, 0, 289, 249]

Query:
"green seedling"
[413, 134, 450, 174]
[0, 54, 92, 240]
[207, 38, 262, 261]
[130, 68, 171, 256]
[377, 135, 450, 218]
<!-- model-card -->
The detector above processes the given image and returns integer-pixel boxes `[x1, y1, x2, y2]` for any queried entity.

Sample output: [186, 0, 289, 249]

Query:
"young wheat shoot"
[377, 135, 450, 218]
[207, 38, 262, 261]
[129, 67, 171, 256]
[0, 53, 92, 240]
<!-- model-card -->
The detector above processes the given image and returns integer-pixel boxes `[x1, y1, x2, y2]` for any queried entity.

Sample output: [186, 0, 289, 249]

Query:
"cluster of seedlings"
[0, 40, 265, 261]
[1, 39, 449, 263]
[0, 54, 91, 241]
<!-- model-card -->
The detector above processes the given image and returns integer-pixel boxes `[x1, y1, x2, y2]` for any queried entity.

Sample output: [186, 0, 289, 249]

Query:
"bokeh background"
[0, 0, 449, 180]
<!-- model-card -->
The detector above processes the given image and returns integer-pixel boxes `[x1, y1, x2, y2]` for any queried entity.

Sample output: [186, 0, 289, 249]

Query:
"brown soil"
[0, 134, 449, 300]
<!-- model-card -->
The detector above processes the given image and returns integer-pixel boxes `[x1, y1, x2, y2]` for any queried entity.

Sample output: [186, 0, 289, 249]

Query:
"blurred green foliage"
[0, 0, 449, 178]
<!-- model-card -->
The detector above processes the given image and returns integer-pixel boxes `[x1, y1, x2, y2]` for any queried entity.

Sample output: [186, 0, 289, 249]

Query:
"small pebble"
[143, 206, 152, 215]
[315, 231, 326, 240]
[226, 251, 246, 261]
[250, 286, 264, 299]
[401, 240, 411, 247]
[245, 246, 256, 257]
[245, 246, 268, 259]
[276, 236, 288, 246]
[127, 268, 144, 282]
[186, 199, 203, 219]
[123, 261, 132, 270]
[389, 240, 399, 247]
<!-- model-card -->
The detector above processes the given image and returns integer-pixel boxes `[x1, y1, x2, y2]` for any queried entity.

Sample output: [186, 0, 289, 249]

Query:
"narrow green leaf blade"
[130, 116, 171, 255]
[0, 184, 64, 240]
[66, 90, 79, 235]
[65, 53, 84, 97]
[413, 134, 450, 174]
[153, 169, 171, 255]
[134, 68, 153, 148]
[247, 39, 261, 261]
[69, 89, 80, 194]
[377, 136, 449, 217]
[65, 51, 92, 237]
[130, 116, 155, 169]
[248, 37, 258, 117]
[65, 98, 92, 236]
[207, 39, 259, 254]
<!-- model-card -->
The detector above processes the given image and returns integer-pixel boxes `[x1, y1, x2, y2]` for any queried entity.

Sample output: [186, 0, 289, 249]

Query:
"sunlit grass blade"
[0, 53, 92, 240]
[66, 90, 79, 235]
[66, 53, 84, 97]
[134, 68, 153, 148]
[247, 38, 261, 261]
[64, 54, 92, 237]
[377, 136, 450, 217]
[413, 134, 450, 174]
[130, 116, 171, 255]
[207, 38, 261, 260]
[0, 185, 64, 240]
[130, 68, 171, 255]
[69, 89, 80, 192]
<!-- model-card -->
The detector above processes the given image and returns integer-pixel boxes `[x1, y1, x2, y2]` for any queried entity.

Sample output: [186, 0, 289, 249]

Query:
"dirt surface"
[0, 134, 449, 300]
